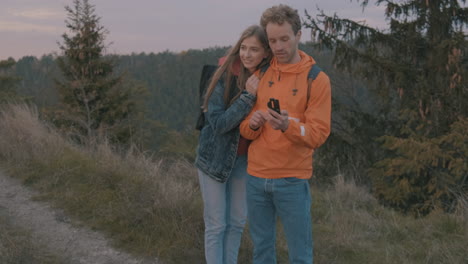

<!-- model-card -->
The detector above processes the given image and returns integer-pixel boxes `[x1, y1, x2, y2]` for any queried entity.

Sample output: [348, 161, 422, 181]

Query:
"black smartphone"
[267, 98, 281, 114]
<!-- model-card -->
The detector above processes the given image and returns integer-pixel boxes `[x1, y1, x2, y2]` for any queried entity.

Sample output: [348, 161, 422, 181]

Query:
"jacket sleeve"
[205, 79, 256, 135]
[239, 69, 266, 140]
[283, 72, 331, 149]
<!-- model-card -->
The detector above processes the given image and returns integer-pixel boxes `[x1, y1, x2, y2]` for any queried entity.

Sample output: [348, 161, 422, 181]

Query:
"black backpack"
[195, 65, 218, 130]
[195, 63, 322, 131]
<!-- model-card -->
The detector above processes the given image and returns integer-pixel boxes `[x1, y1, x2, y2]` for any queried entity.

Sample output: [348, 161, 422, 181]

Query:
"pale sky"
[0, 0, 390, 60]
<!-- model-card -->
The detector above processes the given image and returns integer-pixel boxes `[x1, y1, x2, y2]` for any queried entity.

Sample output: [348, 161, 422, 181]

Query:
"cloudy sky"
[0, 0, 390, 60]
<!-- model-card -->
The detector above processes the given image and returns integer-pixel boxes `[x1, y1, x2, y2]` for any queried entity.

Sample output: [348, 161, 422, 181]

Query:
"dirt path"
[0, 170, 160, 264]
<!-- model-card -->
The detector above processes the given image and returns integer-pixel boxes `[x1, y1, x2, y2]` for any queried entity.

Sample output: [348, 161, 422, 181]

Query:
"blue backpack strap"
[307, 64, 322, 101]
[259, 63, 270, 78]
[308, 64, 322, 80]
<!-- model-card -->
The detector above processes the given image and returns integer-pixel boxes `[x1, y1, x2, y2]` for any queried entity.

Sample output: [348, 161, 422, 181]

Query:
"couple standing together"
[195, 4, 331, 264]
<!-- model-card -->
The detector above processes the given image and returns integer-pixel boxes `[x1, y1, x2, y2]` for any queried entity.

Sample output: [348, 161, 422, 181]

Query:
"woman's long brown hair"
[202, 25, 271, 112]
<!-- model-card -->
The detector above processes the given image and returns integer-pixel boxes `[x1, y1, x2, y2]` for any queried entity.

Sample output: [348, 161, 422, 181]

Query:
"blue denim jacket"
[195, 77, 256, 182]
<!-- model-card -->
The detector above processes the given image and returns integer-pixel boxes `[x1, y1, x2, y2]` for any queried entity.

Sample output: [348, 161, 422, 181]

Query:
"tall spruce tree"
[0, 58, 20, 104]
[305, 0, 467, 215]
[54, 0, 138, 144]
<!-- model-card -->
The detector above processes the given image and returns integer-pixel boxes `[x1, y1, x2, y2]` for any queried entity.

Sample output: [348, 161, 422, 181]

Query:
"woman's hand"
[249, 110, 267, 131]
[245, 75, 260, 95]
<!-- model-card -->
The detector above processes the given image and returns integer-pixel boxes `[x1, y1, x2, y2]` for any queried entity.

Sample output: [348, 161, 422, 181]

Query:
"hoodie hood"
[270, 50, 314, 75]
[218, 56, 241, 76]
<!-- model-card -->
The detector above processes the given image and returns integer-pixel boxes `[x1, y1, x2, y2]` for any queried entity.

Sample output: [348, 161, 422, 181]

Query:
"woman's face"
[239, 36, 267, 73]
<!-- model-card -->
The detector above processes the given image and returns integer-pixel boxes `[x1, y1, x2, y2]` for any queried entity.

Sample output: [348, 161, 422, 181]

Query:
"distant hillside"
[12, 44, 373, 130]
[14, 47, 228, 130]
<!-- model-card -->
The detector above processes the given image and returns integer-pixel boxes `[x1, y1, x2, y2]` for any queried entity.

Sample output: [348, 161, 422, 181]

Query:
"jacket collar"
[270, 50, 314, 74]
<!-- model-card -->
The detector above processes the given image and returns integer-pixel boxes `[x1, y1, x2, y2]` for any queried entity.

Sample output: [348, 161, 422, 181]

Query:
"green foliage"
[0, 58, 21, 103]
[371, 117, 468, 214]
[305, 0, 468, 215]
[299, 44, 386, 185]
[51, 0, 146, 145]
[117, 47, 228, 130]
[14, 55, 60, 107]
[11, 47, 227, 154]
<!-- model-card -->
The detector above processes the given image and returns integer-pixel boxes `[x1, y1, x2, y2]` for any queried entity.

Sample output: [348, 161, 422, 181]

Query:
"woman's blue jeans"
[198, 155, 247, 264]
[246, 174, 313, 264]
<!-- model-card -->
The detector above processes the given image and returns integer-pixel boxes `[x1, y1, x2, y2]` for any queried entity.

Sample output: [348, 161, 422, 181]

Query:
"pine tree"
[53, 0, 141, 144]
[305, 0, 467, 215]
[0, 58, 21, 104]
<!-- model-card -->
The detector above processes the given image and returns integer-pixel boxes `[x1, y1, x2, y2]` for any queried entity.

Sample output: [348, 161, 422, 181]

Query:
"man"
[240, 4, 331, 264]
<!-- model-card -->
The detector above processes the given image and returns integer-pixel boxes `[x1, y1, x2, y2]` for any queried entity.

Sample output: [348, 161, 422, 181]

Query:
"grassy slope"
[0, 104, 466, 264]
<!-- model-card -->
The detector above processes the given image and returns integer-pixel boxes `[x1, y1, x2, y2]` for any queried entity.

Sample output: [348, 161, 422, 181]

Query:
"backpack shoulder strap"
[259, 63, 270, 79]
[199, 64, 218, 97]
[308, 64, 322, 80]
[195, 64, 218, 131]
[306, 64, 322, 101]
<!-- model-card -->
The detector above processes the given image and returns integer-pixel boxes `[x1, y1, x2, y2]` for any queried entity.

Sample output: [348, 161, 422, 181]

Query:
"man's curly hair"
[260, 4, 301, 34]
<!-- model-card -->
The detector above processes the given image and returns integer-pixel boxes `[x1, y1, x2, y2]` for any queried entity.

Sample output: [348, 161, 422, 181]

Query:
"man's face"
[266, 22, 301, 64]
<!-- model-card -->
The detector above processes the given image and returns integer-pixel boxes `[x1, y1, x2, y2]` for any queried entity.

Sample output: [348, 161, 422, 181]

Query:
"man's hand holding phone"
[267, 98, 289, 132]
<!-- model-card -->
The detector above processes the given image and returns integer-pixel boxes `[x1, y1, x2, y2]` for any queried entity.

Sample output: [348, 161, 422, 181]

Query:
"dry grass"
[0, 104, 204, 263]
[0, 103, 466, 264]
[313, 175, 468, 264]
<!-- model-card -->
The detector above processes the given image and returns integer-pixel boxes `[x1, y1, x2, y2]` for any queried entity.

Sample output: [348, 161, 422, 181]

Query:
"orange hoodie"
[240, 50, 331, 179]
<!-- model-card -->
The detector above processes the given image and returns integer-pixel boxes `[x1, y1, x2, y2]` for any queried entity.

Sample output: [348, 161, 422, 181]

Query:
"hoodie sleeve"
[283, 72, 331, 149]
[206, 79, 256, 135]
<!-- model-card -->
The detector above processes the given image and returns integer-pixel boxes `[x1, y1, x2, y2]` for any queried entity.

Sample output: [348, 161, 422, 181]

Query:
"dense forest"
[11, 45, 358, 128]
[13, 48, 232, 128]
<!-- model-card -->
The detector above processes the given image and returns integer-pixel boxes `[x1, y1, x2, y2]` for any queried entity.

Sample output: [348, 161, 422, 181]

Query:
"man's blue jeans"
[198, 155, 248, 264]
[246, 174, 313, 264]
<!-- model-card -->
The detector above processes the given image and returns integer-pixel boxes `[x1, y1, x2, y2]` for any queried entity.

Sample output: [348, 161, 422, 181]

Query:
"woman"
[194, 25, 271, 264]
